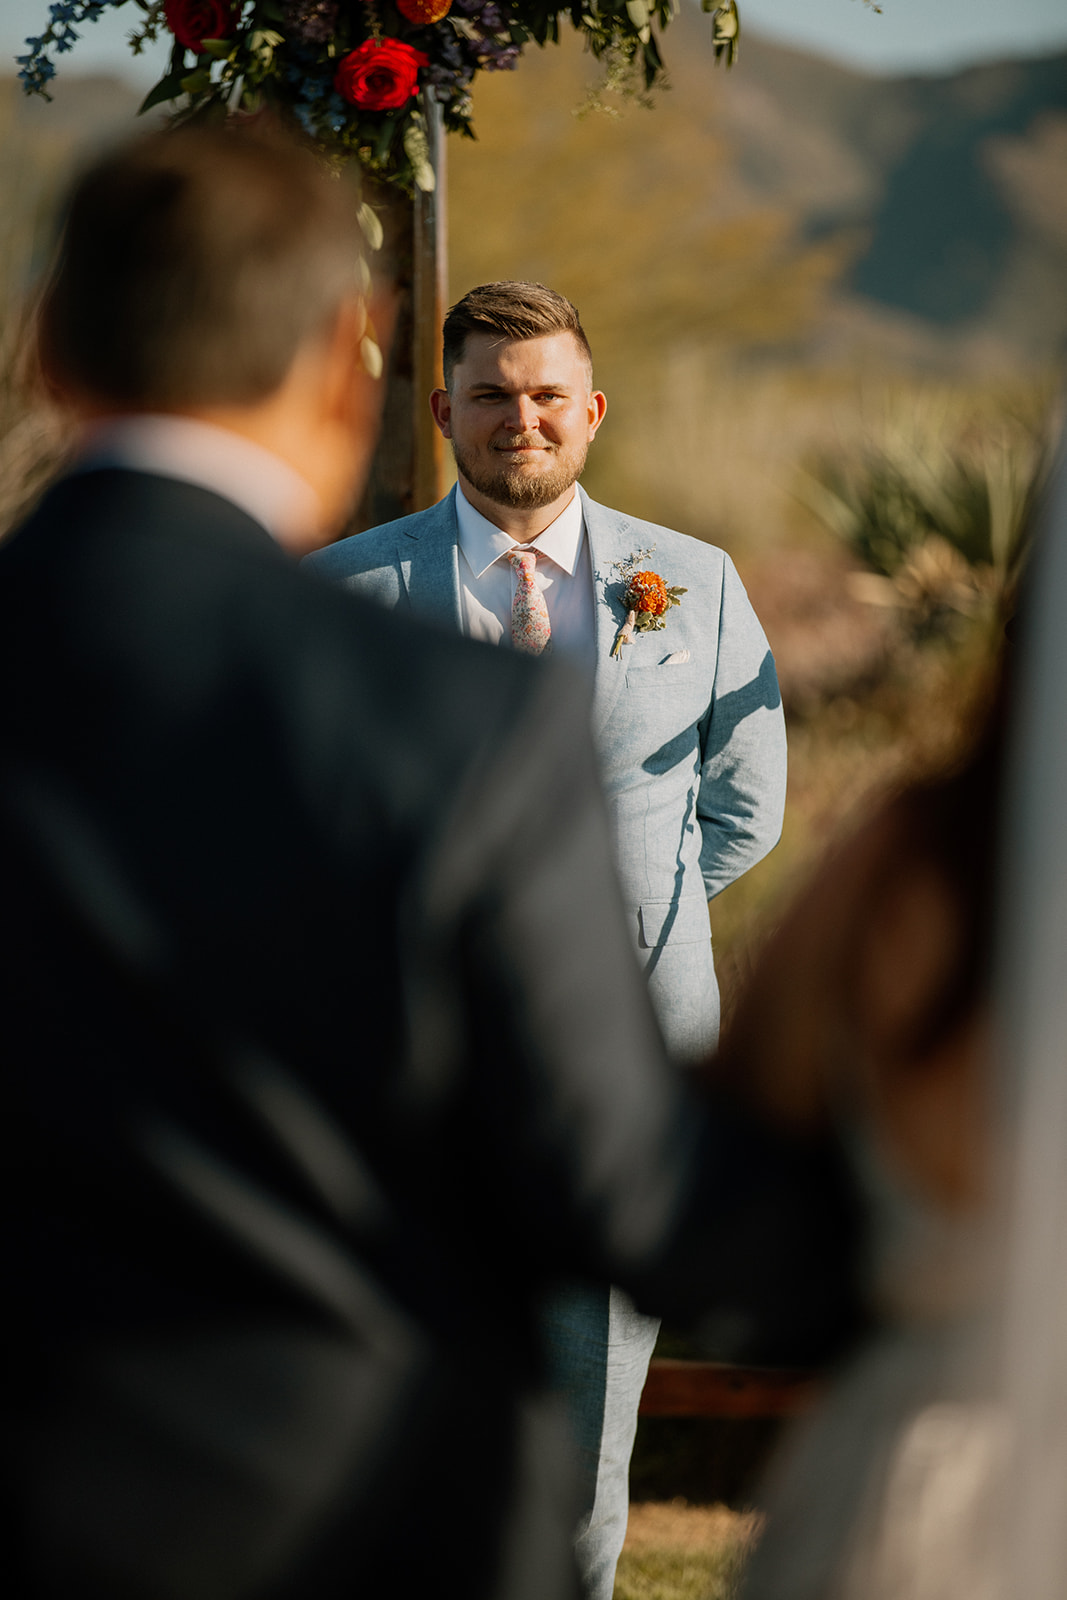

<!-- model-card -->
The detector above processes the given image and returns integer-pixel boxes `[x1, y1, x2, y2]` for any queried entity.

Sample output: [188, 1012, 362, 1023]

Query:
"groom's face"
[431, 331, 606, 511]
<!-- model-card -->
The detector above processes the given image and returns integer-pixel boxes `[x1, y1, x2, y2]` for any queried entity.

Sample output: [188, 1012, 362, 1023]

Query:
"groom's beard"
[451, 433, 588, 510]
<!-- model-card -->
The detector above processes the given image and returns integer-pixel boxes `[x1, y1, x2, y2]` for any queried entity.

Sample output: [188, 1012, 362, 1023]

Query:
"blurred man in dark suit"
[0, 126, 863, 1600]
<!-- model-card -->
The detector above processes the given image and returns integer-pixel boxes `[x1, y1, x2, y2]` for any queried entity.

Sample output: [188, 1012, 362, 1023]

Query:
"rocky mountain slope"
[449, 9, 1067, 368]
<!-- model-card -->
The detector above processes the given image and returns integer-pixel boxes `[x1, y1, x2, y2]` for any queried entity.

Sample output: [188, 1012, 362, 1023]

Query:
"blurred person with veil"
[713, 437, 1067, 1600]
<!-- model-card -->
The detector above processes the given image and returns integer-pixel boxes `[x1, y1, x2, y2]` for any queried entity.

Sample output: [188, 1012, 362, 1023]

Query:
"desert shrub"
[798, 386, 1056, 643]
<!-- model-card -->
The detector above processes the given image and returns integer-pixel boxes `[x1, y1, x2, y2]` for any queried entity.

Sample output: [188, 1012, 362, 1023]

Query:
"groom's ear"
[429, 387, 452, 438]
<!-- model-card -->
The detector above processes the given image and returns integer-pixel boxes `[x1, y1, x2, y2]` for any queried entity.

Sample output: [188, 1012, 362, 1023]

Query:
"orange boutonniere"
[611, 546, 687, 658]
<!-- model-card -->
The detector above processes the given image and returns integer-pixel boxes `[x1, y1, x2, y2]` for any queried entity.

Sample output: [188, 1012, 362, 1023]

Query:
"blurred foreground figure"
[0, 128, 864, 1600]
[720, 442, 1067, 1600]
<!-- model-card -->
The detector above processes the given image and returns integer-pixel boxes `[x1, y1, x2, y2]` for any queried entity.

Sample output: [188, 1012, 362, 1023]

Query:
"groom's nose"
[501, 393, 541, 433]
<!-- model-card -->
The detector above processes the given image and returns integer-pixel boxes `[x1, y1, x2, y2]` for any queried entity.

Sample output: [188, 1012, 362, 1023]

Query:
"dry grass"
[0, 81, 79, 539]
[616, 1502, 762, 1600]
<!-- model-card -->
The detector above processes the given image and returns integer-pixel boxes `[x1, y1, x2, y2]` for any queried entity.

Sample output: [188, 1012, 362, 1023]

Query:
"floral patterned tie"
[509, 549, 551, 656]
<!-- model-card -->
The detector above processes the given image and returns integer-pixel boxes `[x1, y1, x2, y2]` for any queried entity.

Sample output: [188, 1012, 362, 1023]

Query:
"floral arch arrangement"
[17, 0, 743, 193]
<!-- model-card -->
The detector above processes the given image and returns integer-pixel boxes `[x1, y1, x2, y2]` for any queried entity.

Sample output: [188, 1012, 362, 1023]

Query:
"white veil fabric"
[739, 434, 1067, 1600]
[997, 434, 1067, 1600]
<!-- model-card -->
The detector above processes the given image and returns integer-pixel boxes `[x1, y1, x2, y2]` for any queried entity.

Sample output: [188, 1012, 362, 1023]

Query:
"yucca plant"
[799, 389, 1054, 643]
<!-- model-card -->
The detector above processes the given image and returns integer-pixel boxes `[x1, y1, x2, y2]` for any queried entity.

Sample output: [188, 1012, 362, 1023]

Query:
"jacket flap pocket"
[638, 897, 711, 950]
[626, 661, 699, 684]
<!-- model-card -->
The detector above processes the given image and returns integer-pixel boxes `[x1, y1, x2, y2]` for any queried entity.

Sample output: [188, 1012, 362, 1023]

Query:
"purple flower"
[282, 0, 339, 46]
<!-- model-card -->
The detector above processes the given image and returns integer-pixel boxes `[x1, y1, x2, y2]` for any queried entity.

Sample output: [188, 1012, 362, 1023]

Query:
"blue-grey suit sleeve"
[697, 554, 786, 900]
[302, 532, 406, 608]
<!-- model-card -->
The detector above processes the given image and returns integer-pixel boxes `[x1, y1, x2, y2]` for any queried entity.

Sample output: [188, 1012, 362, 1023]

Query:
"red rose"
[164, 0, 240, 54]
[334, 39, 429, 112]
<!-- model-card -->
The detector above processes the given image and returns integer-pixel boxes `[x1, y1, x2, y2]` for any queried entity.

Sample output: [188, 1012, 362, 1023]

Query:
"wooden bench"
[638, 1358, 819, 1420]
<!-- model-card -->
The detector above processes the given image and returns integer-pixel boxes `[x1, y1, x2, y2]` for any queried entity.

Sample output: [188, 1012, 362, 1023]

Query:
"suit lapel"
[398, 488, 634, 736]
[398, 488, 463, 630]
[582, 489, 636, 740]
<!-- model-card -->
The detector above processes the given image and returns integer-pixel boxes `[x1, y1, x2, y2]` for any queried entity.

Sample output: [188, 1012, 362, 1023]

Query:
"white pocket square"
[662, 649, 690, 665]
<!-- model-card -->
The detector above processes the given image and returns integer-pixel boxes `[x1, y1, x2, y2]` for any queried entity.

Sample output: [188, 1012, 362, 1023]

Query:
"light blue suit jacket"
[307, 485, 786, 1058]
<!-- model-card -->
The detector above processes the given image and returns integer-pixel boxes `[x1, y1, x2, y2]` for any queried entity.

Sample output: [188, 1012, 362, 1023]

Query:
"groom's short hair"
[442, 281, 592, 390]
[38, 124, 366, 410]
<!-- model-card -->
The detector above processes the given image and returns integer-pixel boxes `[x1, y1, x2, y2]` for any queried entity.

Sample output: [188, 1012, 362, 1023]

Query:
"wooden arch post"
[356, 94, 448, 531]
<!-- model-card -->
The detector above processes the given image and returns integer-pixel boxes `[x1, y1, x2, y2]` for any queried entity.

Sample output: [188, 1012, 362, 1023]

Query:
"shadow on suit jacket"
[0, 469, 862, 1600]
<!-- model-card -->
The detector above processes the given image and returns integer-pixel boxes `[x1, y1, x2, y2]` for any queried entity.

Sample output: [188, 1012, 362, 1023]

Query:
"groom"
[307, 280, 787, 1596]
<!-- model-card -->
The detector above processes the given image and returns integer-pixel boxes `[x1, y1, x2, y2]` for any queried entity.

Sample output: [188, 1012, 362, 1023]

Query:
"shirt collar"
[74, 414, 322, 549]
[455, 482, 586, 579]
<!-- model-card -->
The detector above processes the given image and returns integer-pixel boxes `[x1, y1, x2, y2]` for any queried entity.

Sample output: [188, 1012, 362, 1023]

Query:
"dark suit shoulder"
[287, 545, 593, 839]
[313, 573, 588, 763]
[5, 467, 280, 564]
[0, 464, 584, 897]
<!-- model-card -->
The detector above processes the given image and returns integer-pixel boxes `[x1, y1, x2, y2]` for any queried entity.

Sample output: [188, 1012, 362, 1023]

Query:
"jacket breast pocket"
[638, 897, 711, 950]
[625, 662, 700, 686]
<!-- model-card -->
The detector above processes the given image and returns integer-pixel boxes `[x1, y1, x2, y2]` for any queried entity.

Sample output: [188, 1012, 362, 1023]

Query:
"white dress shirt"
[74, 414, 322, 549]
[454, 483, 597, 676]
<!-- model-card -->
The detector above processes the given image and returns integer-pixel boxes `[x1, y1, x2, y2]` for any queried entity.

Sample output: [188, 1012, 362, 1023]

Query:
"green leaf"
[711, 0, 741, 67]
[642, 33, 664, 87]
[360, 335, 384, 381]
[139, 70, 188, 114]
[199, 40, 234, 60]
[626, 0, 651, 43]
[374, 113, 399, 166]
[404, 117, 436, 193]
[180, 69, 213, 95]
[357, 202, 385, 253]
